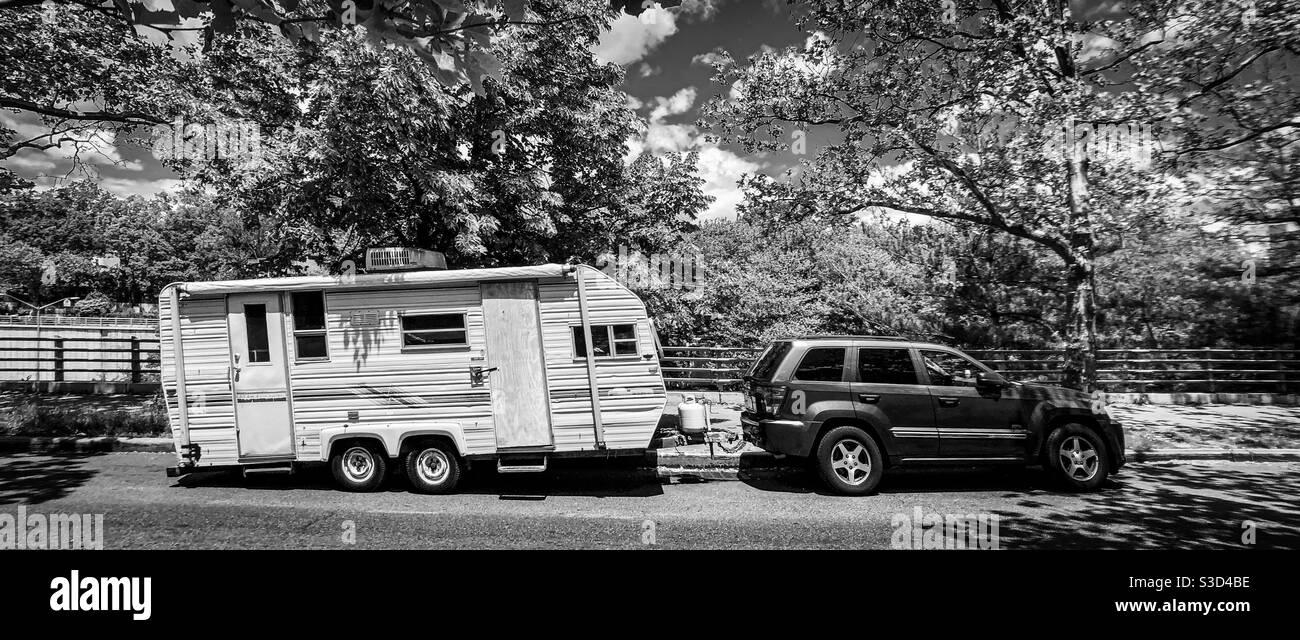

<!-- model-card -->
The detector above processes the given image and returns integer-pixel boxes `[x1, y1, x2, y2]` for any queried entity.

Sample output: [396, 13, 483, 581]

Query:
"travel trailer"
[159, 249, 667, 493]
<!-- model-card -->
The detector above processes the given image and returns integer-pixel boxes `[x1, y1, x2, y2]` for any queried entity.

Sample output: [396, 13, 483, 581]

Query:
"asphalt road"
[1, 452, 1297, 549]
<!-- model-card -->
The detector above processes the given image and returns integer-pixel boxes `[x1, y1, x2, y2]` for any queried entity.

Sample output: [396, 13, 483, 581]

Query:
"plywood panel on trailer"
[481, 281, 553, 448]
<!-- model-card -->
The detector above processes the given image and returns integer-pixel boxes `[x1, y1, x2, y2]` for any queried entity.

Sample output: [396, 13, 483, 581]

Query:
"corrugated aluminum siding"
[161, 266, 665, 466]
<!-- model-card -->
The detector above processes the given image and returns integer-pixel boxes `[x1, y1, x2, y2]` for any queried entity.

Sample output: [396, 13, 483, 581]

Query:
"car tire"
[1045, 423, 1110, 491]
[405, 442, 461, 494]
[330, 443, 387, 492]
[815, 426, 884, 496]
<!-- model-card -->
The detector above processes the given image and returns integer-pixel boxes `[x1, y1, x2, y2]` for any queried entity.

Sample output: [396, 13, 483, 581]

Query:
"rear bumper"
[741, 414, 813, 456]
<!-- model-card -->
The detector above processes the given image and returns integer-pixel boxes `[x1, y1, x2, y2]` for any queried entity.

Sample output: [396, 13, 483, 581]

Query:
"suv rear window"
[793, 347, 846, 382]
[748, 341, 792, 380]
[858, 348, 919, 385]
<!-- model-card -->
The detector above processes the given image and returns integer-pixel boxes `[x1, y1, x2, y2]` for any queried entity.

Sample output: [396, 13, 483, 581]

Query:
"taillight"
[759, 385, 788, 418]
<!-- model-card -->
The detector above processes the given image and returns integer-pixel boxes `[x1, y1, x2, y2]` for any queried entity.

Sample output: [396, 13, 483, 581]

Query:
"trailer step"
[497, 456, 548, 474]
[243, 463, 295, 477]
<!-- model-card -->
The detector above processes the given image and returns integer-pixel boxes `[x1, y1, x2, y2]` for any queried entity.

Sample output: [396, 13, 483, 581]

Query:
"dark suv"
[740, 336, 1125, 495]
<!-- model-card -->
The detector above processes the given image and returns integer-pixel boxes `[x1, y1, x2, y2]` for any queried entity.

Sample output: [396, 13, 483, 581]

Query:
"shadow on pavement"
[739, 463, 1061, 496]
[176, 456, 666, 498]
[993, 463, 1300, 549]
[0, 453, 99, 505]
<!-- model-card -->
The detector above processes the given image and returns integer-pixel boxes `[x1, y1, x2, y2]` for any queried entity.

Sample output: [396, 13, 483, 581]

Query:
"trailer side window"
[573, 324, 638, 358]
[291, 291, 329, 361]
[401, 313, 468, 347]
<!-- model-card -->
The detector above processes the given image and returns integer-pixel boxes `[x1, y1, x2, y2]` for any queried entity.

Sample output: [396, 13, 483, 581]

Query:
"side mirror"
[975, 371, 1008, 388]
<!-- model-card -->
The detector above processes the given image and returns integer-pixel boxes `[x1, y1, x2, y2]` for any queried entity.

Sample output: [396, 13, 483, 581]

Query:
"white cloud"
[627, 84, 763, 220]
[648, 86, 697, 122]
[593, 8, 679, 65]
[3, 151, 59, 173]
[637, 63, 660, 77]
[694, 145, 762, 219]
[691, 49, 730, 67]
[644, 122, 696, 154]
[1, 112, 141, 171]
[592, 1, 724, 65]
[98, 176, 181, 197]
[678, 0, 723, 20]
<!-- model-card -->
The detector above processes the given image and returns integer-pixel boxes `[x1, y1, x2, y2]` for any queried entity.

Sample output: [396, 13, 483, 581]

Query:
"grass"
[3, 392, 169, 438]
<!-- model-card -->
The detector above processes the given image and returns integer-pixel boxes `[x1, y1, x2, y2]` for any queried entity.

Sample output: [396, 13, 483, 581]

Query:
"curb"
[1128, 448, 1300, 463]
[0, 436, 172, 454]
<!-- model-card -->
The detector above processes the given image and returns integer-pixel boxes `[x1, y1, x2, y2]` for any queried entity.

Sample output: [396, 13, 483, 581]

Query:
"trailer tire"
[405, 442, 461, 494]
[330, 443, 387, 492]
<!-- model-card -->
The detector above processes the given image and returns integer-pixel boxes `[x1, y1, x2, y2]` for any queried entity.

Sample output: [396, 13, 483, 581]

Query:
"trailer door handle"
[857, 393, 880, 403]
[470, 366, 498, 387]
[937, 396, 960, 407]
[231, 366, 240, 382]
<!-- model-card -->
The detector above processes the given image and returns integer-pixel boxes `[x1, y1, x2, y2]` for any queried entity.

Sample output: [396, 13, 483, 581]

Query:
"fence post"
[53, 338, 64, 382]
[131, 336, 142, 384]
[1278, 349, 1287, 395]
[1204, 347, 1214, 394]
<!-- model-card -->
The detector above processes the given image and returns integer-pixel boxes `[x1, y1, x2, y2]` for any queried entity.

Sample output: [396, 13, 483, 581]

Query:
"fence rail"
[0, 315, 158, 328]
[0, 335, 160, 383]
[1, 338, 1295, 393]
[661, 347, 1300, 393]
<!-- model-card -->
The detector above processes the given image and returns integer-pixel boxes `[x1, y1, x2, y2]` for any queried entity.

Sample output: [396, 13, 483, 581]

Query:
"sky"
[3, 0, 815, 221]
[595, 0, 813, 219]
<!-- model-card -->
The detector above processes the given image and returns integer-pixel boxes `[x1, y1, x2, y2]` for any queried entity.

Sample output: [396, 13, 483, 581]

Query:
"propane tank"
[678, 395, 708, 435]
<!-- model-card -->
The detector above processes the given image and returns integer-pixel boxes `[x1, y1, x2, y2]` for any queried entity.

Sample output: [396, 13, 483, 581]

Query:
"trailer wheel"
[331, 443, 387, 492]
[405, 442, 461, 494]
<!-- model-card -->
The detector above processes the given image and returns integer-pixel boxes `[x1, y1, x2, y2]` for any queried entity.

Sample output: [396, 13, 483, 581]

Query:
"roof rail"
[795, 335, 911, 341]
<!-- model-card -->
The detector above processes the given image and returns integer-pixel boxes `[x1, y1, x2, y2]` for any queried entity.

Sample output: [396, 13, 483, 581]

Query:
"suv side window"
[793, 347, 847, 382]
[858, 348, 919, 385]
[920, 349, 981, 387]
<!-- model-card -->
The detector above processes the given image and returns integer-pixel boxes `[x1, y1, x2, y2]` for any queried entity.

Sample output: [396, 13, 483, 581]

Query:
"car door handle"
[857, 393, 880, 403]
[937, 397, 960, 407]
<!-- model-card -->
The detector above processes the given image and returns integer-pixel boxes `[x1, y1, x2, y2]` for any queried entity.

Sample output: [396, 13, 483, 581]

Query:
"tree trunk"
[1061, 255, 1098, 391]
[1061, 113, 1098, 391]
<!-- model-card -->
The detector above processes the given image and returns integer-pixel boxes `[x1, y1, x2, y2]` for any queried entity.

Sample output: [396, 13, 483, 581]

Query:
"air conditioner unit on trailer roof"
[365, 247, 448, 272]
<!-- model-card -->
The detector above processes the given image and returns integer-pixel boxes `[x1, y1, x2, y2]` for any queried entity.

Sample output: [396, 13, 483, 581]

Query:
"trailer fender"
[319, 423, 468, 461]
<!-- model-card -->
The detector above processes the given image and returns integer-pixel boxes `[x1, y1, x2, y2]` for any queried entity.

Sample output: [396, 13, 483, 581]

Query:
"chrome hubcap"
[415, 449, 449, 485]
[1058, 436, 1099, 481]
[342, 447, 375, 482]
[830, 439, 871, 486]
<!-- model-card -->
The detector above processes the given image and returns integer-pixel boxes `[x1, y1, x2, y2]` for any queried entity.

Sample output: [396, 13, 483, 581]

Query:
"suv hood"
[1014, 381, 1093, 404]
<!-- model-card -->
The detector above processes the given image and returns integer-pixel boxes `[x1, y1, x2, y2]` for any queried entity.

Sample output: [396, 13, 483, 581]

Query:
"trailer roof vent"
[366, 247, 448, 272]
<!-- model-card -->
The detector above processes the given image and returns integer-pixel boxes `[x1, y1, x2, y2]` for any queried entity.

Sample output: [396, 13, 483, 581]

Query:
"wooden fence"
[0, 319, 161, 387]
[661, 346, 1300, 393]
[1, 328, 1296, 394]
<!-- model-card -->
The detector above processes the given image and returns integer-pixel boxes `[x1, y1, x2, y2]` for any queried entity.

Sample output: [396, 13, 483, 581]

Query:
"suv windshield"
[748, 341, 792, 381]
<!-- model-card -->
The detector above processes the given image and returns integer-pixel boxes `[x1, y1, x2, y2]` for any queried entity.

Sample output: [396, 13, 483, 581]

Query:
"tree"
[0, 1, 680, 174]
[644, 210, 952, 347]
[174, 0, 707, 270]
[0, 3, 194, 163]
[700, 0, 1297, 389]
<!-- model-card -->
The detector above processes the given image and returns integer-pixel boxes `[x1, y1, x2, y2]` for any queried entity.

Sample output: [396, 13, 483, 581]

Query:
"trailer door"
[227, 293, 295, 458]
[481, 281, 553, 448]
